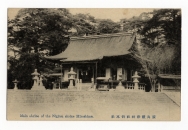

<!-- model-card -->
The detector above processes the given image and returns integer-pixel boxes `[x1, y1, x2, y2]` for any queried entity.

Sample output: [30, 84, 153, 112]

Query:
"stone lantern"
[31, 69, 45, 90]
[132, 71, 141, 91]
[68, 67, 77, 90]
[31, 69, 40, 90]
[12, 79, 19, 90]
[39, 75, 44, 87]
[116, 74, 125, 91]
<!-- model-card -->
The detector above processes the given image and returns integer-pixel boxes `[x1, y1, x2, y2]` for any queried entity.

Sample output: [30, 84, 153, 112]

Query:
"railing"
[96, 72, 146, 92]
[98, 80, 146, 92]
[125, 81, 134, 90]
[138, 83, 146, 92]
[125, 82, 146, 92]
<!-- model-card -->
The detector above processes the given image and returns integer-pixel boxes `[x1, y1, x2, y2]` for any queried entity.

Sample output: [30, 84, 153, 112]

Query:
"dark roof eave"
[60, 54, 132, 63]
[44, 57, 67, 61]
[60, 58, 100, 62]
[70, 32, 134, 41]
[60, 60, 99, 64]
[103, 53, 131, 58]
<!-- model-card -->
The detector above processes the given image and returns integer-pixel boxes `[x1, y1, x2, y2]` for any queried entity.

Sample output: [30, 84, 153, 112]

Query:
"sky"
[8, 8, 154, 22]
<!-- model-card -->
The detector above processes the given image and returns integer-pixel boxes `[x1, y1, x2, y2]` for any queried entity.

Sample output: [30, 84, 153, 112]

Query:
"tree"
[130, 9, 181, 75]
[131, 9, 181, 91]
[9, 8, 72, 56]
[141, 9, 181, 45]
[8, 8, 104, 89]
[122, 12, 152, 33]
[97, 19, 121, 34]
[140, 9, 181, 74]
[7, 8, 74, 89]
[71, 13, 97, 36]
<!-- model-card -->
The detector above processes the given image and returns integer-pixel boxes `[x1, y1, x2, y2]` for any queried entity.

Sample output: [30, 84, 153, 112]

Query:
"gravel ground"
[6, 90, 180, 121]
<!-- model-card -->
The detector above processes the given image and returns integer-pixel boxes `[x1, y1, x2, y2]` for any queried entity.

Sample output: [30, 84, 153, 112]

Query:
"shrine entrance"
[78, 66, 93, 83]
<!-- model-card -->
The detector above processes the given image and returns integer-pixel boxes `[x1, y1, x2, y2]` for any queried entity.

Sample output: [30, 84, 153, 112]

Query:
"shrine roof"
[45, 32, 136, 62]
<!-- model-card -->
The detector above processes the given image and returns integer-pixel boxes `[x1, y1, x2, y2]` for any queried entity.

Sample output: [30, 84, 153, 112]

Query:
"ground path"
[7, 90, 180, 121]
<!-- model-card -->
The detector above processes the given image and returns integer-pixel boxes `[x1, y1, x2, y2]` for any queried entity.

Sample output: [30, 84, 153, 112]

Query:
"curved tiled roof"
[45, 32, 136, 62]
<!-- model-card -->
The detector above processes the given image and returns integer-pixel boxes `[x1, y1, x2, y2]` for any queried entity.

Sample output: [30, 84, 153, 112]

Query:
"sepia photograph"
[7, 8, 181, 121]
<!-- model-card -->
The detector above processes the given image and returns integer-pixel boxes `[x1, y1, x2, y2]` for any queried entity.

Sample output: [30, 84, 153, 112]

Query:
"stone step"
[7, 90, 179, 107]
[7, 90, 180, 121]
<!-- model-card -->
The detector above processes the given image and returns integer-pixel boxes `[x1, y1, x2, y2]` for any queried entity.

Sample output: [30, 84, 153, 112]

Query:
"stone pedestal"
[116, 80, 125, 91]
[115, 74, 125, 91]
[68, 79, 75, 90]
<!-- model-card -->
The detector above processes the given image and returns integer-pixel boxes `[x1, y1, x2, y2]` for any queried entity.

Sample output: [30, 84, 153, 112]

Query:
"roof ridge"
[70, 32, 134, 40]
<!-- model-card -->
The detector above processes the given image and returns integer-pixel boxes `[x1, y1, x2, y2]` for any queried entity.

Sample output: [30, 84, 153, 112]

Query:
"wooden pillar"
[77, 69, 79, 80]
[161, 84, 163, 92]
[131, 70, 134, 81]
[153, 79, 156, 92]
[95, 62, 98, 83]
[124, 69, 127, 80]
[76, 69, 79, 86]
[105, 68, 111, 78]
[60, 64, 62, 88]
[64, 69, 69, 81]
[117, 68, 122, 80]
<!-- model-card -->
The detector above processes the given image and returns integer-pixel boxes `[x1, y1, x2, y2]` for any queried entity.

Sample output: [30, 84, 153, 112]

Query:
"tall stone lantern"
[68, 67, 77, 90]
[12, 79, 19, 90]
[31, 69, 45, 90]
[31, 69, 40, 90]
[132, 71, 141, 91]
